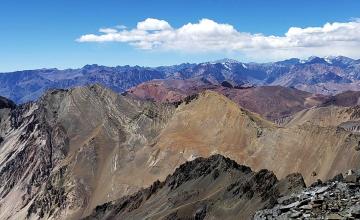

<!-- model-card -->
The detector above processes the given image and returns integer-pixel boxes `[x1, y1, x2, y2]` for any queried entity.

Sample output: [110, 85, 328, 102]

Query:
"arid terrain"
[1, 82, 360, 219]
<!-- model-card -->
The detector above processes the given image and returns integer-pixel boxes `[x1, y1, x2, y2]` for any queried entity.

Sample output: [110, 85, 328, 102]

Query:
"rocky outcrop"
[254, 170, 360, 219]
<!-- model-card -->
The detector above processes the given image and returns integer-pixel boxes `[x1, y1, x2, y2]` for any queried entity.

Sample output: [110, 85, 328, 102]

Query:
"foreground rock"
[83, 155, 306, 220]
[255, 170, 360, 219]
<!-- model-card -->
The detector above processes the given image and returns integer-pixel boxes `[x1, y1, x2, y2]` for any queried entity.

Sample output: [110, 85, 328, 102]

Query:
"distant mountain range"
[1, 56, 360, 103]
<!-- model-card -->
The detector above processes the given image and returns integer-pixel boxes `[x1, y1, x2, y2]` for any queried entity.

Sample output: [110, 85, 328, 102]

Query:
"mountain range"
[126, 78, 360, 122]
[2, 56, 360, 219]
[2, 56, 360, 103]
[1, 82, 360, 219]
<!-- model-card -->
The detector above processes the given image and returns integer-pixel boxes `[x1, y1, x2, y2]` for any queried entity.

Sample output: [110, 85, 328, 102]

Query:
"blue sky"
[1, 0, 360, 71]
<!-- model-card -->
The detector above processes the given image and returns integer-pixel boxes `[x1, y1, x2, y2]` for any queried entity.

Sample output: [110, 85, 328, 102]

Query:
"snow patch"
[223, 63, 231, 70]
[324, 56, 333, 64]
[187, 154, 198, 161]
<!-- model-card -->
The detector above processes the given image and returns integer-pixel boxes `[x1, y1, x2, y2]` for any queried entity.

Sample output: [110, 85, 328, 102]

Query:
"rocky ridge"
[83, 154, 306, 220]
[0, 84, 176, 220]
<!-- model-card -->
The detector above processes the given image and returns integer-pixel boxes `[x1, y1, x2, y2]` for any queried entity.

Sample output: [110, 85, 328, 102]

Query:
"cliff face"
[0, 98, 67, 220]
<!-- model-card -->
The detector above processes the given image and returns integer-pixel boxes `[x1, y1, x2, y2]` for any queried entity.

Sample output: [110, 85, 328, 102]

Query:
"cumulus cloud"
[137, 18, 172, 31]
[115, 25, 127, 30]
[77, 18, 360, 59]
[99, 28, 118, 34]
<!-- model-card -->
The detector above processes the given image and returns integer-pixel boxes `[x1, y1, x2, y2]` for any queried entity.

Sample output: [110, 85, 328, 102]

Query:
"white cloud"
[136, 18, 172, 31]
[99, 28, 118, 34]
[77, 18, 360, 60]
[115, 25, 127, 30]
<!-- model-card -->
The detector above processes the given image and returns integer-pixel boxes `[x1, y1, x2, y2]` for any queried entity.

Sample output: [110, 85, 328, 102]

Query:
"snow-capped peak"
[211, 58, 240, 64]
[300, 56, 328, 64]
[324, 56, 333, 64]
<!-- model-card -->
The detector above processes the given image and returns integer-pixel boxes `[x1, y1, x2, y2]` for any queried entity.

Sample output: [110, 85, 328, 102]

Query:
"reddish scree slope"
[126, 79, 329, 121]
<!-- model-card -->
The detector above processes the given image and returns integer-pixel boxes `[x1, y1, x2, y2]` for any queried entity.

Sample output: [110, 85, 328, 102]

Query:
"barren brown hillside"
[2, 85, 360, 220]
[127, 79, 328, 121]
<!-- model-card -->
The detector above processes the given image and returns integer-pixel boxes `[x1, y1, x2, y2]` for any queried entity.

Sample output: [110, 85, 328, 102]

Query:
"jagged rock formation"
[1, 85, 360, 219]
[83, 155, 306, 220]
[254, 170, 360, 219]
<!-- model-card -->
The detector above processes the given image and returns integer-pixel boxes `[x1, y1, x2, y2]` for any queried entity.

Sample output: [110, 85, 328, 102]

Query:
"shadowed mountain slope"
[321, 90, 360, 107]
[0, 96, 16, 110]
